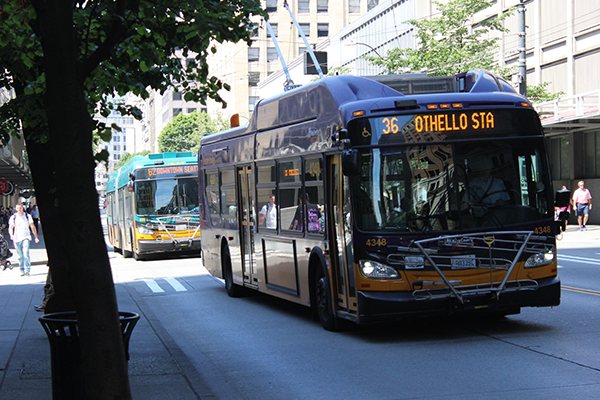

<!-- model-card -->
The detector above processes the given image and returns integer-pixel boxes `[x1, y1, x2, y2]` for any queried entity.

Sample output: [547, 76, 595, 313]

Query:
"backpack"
[9, 212, 31, 233]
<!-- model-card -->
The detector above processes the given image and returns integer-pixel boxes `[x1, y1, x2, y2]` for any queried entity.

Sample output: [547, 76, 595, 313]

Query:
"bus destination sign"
[380, 111, 495, 136]
[346, 108, 541, 146]
[136, 164, 198, 180]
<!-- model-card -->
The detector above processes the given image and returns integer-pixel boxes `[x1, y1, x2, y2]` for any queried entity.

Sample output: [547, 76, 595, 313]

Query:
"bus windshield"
[351, 138, 553, 232]
[135, 178, 199, 216]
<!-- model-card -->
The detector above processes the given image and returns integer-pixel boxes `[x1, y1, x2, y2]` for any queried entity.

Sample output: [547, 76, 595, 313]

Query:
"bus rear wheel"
[222, 244, 244, 297]
[314, 265, 336, 331]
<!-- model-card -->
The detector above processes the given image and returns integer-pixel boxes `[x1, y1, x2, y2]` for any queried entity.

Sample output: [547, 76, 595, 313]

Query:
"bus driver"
[465, 159, 510, 208]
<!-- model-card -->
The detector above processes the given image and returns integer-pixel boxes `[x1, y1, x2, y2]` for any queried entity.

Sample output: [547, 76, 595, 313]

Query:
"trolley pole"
[518, 0, 527, 96]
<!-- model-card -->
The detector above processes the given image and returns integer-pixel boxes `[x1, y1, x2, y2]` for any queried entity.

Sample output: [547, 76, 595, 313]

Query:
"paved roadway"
[2, 223, 600, 399]
[125, 224, 600, 400]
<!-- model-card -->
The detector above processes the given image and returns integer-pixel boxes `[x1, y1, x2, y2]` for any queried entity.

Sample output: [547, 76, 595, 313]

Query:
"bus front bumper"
[356, 276, 560, 324]
[138, 238, 201, 255]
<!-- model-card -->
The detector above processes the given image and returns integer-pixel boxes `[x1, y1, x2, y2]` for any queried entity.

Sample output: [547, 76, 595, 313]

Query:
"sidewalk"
[555, 223, 600, 249]
[0, 228, 215, 399]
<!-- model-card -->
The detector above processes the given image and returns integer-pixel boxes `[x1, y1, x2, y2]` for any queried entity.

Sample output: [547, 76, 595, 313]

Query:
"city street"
[2, 226, 600, 399]
[116, 226, 600, 399]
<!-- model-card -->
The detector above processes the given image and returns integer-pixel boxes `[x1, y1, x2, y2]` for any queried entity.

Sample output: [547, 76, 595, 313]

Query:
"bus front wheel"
[222, 244, 244, 297]
[314, 265, 336, 331]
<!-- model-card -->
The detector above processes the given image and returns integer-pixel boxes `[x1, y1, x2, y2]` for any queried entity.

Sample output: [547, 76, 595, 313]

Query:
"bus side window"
[222, 188, 237, 229]
[257, 189, 277, 229]
[306, 186, 324, 234]
[281, 188, 302, 231]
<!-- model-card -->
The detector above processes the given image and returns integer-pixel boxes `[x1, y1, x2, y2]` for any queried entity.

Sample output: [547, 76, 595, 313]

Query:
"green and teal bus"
[106, 152, 200, 260]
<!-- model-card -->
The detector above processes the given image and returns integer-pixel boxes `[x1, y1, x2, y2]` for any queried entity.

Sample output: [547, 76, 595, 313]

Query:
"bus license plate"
[451, 255, 477, 269]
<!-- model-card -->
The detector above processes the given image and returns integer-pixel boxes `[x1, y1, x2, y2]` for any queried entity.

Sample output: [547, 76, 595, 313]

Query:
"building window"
[266, 0, 277, 13]
[549, 136, 569, 180]
[173, 108, 182, 117]
[267, 47, 278, 62]
[173, 91, 182, 101]
[249, 96, 259, 113]
[187, 108, 196, 113]
[249, 72, 260, 87]
[298, 0, 309, 13]
[248, 47, 259, 63]
[349, 0, 360, 13]
[368, 0, 379, 11]
[162, 110, 170, 123]
[299, 23, 310, 38]
[317, 23, 328, 37]
[317, 0, 328, 13]
[267, 23, 278, 38]
[250, 23, 259, 40]
[584, 131, 600, 178]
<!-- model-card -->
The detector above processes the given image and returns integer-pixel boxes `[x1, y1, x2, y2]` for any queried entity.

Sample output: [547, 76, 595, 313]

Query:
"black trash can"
[39, 311, 140, 400]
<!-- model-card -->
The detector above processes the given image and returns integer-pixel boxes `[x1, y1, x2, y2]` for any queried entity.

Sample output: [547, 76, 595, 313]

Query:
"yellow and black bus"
[198, 72, 564, 330]
[106, 152, 200, 260]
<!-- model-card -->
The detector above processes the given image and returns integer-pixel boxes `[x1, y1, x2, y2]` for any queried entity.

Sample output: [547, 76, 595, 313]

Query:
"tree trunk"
[23, 129, 75, 313]
[30, 1, 131, 398]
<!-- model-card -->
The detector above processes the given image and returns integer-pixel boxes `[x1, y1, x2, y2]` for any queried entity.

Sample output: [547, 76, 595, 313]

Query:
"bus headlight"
[524, 250, 555, 268]
[359, 260, 399, 279]
[137, 226, 154, 236]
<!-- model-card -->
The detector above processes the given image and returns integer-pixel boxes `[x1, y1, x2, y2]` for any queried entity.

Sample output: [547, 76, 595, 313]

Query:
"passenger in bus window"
[318, 205, 325, 232]
[306, 196, 322, 233]
[289, 195, 304, 230]
[259, 195, 277, 229]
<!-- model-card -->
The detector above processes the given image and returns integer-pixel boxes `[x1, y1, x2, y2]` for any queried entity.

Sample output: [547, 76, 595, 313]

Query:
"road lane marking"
[558, 255, 600, 265]
[144, 279, 164, 293]
[166, 278, 187, 292]
[562, 285, 600, 297]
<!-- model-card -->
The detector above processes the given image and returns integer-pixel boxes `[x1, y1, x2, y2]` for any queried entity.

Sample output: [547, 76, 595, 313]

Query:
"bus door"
[237, 165, 258, 287]
[329, 156, 358, 315]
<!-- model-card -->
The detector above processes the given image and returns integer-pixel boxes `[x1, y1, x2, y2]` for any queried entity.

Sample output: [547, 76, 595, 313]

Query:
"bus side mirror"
[555, 190, 570, 208]
[342, 149, 360, 176]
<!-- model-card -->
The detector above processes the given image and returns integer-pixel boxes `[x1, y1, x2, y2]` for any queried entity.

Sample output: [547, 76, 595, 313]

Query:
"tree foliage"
[527, 82, 565, 104]
[159, 111, 229, 153]
[115, 150, 151, 169]
[1, 0, 264, 145]
[0, 1, 264, 398]
[367, 0, 514, 77]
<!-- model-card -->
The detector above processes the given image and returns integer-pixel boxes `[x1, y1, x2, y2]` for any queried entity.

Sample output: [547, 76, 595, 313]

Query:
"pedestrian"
[571, 180, 592, 231]
[258, 194, 277, 229]
[8, 204, 40, 276]
[35, 265, 54, 312]
[555, 185, 571, 226]
[30, 204, 40, 232]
